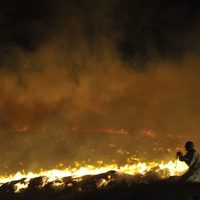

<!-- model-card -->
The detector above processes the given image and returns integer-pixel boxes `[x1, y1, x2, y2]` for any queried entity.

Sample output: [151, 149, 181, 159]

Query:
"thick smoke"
[0, 0, 200, 173]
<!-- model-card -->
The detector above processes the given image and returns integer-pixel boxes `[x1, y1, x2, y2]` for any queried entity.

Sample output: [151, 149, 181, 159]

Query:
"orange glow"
[16, 125, 30, 133]
[71, 127, 128, 135]
[0, 159, 188, 193]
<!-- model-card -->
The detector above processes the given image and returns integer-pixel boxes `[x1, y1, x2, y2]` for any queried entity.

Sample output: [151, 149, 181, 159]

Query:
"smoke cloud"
[0, 0, 200, 173]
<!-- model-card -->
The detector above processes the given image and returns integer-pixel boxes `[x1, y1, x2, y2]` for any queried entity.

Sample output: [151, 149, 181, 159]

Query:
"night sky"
[0, 0, 200, 172]
[1, 0, 199, 59]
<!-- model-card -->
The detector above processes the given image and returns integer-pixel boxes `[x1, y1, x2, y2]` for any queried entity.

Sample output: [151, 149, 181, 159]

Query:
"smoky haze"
[0, 0, 200, 173]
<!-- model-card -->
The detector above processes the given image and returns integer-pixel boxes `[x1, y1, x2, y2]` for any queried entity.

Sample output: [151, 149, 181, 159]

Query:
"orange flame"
[0, 159, 188, 193]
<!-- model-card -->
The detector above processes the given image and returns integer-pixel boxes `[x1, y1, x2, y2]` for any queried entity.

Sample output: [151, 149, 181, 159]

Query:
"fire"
[71, 127, 128, 135]
[0, 159, 188, 193]
[16, 125, 29, 133]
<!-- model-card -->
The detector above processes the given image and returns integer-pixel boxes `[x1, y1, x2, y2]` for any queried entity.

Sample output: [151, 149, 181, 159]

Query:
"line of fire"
[0, 126, 194, 193]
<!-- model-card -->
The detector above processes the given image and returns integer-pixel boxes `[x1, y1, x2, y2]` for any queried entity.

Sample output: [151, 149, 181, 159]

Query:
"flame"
[0, 159, 188, 193]
[16, 125, 29, 133]
[71, 127, 128, 135]
[14, 182, 29, 193]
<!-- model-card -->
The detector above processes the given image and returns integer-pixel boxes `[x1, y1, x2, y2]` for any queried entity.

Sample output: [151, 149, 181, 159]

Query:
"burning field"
[0, 128, 199, 199]
[0, 127, 196, 199]
[1, 0, 200, 199]
[0, 158, 190, 200]
[0, 132, 193, 199]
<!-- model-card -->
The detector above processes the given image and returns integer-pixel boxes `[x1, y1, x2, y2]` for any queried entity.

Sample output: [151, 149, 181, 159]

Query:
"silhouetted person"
[177, 141, 200, 182]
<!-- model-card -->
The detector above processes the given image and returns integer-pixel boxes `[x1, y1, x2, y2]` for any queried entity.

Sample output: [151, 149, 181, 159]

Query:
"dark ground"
[1, 171, 200, 200]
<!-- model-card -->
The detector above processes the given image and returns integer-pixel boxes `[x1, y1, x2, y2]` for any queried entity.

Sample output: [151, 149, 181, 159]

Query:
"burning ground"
[0, 133, 191, 199]
[0, 160, 198, 200]
[0, 158, 190, 200]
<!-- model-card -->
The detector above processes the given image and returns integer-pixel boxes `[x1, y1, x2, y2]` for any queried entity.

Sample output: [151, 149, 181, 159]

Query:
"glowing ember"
[0, 159, 188, 193]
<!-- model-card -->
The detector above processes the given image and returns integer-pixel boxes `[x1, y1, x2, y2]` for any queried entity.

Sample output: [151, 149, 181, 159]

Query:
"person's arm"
[177, 151, 196, 166]
[176, 151, 184, 160]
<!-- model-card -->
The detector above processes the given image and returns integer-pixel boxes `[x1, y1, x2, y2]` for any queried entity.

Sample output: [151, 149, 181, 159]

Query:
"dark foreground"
[1, 171, 200, 200]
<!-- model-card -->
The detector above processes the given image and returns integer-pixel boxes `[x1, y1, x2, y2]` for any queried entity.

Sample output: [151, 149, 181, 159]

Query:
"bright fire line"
[0, 159, 188, 193]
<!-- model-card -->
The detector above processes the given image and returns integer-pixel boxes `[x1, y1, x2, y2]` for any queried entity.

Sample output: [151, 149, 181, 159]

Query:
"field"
[1, 171, 199, 200]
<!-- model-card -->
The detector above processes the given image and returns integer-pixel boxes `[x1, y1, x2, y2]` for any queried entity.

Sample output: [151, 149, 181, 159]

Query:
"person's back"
[177, 141, 200, 182]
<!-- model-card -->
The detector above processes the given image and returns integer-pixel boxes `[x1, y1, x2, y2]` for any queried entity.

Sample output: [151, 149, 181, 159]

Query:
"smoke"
[0, 0, 200, 173]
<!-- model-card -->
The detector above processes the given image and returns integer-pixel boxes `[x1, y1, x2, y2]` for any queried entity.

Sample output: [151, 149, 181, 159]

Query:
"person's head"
[185, 141, 194, 151]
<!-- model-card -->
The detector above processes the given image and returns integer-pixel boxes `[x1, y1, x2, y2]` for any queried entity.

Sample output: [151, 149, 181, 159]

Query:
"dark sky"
[0, 0, 199, 61]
